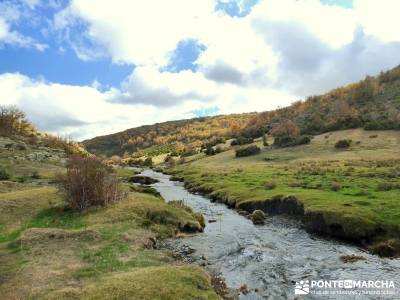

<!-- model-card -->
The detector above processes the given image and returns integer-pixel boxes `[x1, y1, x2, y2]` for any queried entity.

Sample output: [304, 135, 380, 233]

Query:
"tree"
[0, 105, 34, 136]
[270, 120, 300, 137]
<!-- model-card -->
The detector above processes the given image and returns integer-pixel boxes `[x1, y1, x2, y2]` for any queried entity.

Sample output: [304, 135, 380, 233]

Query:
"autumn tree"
[0, 105, 35, 136]
[270, 120, 300, 137]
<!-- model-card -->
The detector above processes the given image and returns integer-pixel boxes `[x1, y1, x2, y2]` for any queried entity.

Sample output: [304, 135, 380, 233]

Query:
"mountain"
[83, 65, 400, 157]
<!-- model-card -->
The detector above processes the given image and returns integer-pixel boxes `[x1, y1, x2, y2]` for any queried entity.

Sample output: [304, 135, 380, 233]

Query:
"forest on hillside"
[83, 65, 400, 157]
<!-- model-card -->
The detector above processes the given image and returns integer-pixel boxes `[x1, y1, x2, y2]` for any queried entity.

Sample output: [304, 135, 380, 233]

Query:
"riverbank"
[142, 169, 400, 299]
[166, 129, 400, 257]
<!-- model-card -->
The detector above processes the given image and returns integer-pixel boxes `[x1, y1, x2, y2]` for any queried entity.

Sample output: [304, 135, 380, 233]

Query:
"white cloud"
[0, 2, 47, 50]
[354, 0, 400, 43]
[0, 71, 295, 140]
[2, 0, 400, 140]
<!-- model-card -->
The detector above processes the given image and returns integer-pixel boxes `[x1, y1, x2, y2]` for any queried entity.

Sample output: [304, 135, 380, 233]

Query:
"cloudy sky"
[1, 0, 400, 140]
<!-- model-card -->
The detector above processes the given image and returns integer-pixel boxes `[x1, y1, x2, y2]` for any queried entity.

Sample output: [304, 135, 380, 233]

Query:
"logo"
[295, 280, 310, 295]
[294, 279, 396, 296]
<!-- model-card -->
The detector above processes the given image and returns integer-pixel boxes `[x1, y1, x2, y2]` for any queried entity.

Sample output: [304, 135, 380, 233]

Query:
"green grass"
[0, 139, 218, 300]
[172, 129, 400, 242]
[48, 266, 219, 300]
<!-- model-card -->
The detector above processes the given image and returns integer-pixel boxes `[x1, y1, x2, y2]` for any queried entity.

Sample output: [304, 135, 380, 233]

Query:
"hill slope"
[83, 65, 400, 157]
[83, 114, 255, 156]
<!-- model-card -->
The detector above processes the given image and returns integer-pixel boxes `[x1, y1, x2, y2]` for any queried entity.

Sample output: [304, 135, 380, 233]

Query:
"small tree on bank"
[57, 156, 124, 211]
[0, 105, 35, 137]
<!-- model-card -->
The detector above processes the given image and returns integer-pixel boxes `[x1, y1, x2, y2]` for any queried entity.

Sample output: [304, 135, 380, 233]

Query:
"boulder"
[251, 210, 266, 225]
[129, 175, 159, 185]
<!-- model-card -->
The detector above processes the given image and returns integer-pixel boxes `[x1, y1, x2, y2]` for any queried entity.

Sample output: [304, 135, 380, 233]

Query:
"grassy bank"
[0, 139, 219, 299]
[170, 129, 400, 256]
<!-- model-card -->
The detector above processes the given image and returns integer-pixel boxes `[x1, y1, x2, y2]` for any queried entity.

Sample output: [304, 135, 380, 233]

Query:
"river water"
[141, 170, 400, 300]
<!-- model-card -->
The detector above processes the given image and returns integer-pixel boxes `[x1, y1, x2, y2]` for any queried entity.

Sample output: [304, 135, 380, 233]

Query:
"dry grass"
[47, 265, 219, 300]
[0, 169, 213, 299]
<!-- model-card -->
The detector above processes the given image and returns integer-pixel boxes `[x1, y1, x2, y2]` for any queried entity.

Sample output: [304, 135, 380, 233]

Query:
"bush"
[235, 145, 261, 157]
[273, 135, 311, 148]
[364, 120, 394, 130]
[231, 137, 254, 146]
[0, 166, 11, 180]
[57, 156, 124, 212]
[239, 126, 266, 139]
[204, 146, 216, 156]
[334, 139, 352, 149]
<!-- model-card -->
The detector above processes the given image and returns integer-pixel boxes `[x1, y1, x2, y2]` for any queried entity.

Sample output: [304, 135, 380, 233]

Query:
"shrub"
[57, 156, 124, 212]
[334, 139, 352, 149]
[264, 181, 276, 190]
[231, 137, 254, 146]
[364, 120, 394, 130]
[235, 145, 261, 157]
[204, 146, 216, 156]
[273, 135, 311, 148]
[270, 120, 300, 137]
[0, 166, 11, 180]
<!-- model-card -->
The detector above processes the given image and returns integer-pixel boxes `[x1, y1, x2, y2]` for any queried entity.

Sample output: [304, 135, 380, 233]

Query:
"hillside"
[0, 137, 219, 299]
[83, 65, 400, 157]
[83, 114, 255, 157]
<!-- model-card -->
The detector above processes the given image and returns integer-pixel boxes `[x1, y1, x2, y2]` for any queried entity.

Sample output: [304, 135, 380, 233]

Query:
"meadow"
[171, 129, 400, 255]
[0, 139, 219, 300]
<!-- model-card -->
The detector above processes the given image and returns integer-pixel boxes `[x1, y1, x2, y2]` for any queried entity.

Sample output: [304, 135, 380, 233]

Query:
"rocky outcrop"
[129, 175, 159, 185]
[251, 210, 266, 225]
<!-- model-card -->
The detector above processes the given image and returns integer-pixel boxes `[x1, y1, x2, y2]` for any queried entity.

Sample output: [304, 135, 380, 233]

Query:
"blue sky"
[1, 0, 353, 89]
[1, 0, 399, 139]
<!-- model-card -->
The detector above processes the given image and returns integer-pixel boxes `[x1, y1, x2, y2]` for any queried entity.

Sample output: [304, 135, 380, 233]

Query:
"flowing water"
[141, 170, 400, 299]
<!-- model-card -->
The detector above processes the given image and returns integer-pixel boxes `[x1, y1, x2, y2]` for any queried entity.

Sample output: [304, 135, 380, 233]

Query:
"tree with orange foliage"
[270, 120, 300, 137]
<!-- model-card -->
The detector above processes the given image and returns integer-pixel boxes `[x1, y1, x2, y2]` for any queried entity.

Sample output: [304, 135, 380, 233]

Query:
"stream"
[141, 169, 400, 299]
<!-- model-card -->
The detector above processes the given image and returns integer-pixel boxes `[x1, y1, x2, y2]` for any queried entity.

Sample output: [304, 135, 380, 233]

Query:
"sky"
[1, 0, 400, 140]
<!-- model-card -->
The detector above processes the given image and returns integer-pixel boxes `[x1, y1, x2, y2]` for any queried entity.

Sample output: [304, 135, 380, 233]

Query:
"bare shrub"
[57, 156, 124, 211]
[42, 135, 84, 155]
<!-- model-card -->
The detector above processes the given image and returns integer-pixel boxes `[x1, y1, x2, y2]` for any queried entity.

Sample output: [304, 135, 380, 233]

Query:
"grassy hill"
[0, 135, 220, 299]
[83, 65, 400, 158]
